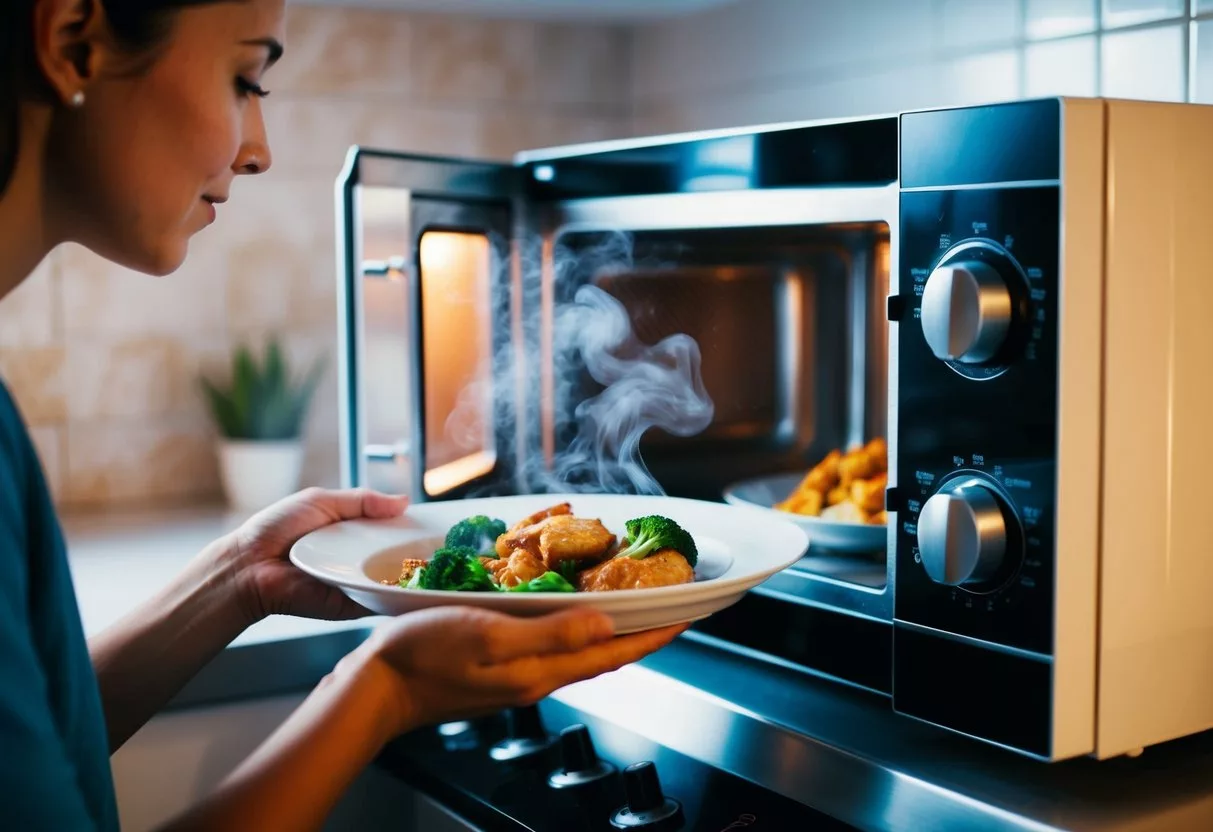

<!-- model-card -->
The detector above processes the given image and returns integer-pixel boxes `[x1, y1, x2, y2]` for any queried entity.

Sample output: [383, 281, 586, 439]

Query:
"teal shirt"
[0, 381, 119, 830]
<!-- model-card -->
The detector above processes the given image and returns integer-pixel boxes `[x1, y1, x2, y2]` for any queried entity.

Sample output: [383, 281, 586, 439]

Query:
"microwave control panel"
[891, 98, 1061, 758]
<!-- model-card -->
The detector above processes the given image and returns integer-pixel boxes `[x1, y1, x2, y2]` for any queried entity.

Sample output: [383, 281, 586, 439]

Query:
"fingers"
[302, 486, 409, 522]
[480, 607, 616, 664]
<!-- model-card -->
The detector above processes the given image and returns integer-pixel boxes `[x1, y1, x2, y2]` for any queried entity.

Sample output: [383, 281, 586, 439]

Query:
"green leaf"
[198, 336, 327, 440]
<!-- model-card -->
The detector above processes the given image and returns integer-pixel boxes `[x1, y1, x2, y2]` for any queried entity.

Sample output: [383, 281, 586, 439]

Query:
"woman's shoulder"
[0, 379, 32, 478]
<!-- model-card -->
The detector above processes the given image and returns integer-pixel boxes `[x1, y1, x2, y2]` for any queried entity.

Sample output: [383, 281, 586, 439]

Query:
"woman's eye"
[237, 77, 270, 98]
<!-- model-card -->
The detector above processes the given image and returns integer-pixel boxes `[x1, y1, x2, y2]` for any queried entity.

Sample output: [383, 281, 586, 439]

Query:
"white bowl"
[289, 492, 809, 634]
[723, 473, 888, 555]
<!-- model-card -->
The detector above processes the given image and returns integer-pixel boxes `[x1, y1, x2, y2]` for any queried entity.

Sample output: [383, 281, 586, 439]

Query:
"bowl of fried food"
[723, 438, 889, 554]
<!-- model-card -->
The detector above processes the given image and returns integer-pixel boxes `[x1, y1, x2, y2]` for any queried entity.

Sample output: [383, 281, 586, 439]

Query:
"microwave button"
[917, 479, 1008, 587]
[920, 260, 1013, 364]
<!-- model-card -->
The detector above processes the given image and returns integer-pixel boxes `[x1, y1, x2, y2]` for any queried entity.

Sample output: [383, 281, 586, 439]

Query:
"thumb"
[309, 487, 409, 522]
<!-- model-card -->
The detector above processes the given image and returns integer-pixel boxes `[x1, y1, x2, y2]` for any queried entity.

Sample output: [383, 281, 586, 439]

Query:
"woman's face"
[49, 0, 286, 275]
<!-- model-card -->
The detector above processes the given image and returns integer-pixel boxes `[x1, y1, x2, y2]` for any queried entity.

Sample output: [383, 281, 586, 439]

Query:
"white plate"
[289, 493, 809, 634]
[723, 473, 887, 555]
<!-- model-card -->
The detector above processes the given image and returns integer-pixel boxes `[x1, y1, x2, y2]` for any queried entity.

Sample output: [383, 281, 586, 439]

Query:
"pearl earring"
[70, 91, 85, 108]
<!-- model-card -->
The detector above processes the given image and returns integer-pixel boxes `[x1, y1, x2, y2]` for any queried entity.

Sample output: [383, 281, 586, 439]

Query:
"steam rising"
[442, 230, 714, 497]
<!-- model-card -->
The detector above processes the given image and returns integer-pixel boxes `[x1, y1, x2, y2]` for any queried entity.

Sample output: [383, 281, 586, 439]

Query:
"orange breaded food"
[484, 549, 548, 589]
[496, 509, 616, 571]
[775, 438, 888, 526]
[390, 558, 428, 586]
[576, 549, 694, 592]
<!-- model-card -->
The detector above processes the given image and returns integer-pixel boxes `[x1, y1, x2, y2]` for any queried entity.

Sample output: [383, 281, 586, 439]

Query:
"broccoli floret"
[555, 558, 581, 582]
[614, 515, 698, 567]
[505, 571, 577, 593]
[444, 515, 508, 556]
[399, 569, 423, 590]
[417, 546, 498, 592]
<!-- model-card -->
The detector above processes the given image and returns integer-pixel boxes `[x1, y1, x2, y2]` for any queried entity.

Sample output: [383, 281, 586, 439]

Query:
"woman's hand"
[349, 605, 688, 737]
[223, 486, 409, 626]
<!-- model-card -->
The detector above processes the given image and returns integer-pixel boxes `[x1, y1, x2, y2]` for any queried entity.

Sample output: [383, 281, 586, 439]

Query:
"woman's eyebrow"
[241, 37, 284, 66]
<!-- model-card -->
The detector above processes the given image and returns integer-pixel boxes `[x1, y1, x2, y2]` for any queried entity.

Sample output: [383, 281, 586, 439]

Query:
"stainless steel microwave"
[334, 97, 1213, 763]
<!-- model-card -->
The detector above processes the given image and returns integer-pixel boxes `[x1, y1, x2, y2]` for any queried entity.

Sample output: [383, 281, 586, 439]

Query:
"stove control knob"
[921, 260, 1014, 364]
[548, 724, 615, 788]
[611, 761, 684, 830]
[917, 480, 1008, 587]
[489, 705, 554, 761]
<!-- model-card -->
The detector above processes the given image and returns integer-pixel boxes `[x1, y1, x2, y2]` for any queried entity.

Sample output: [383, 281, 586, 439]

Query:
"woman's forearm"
[88, 533, 253, 751]
[159, 651, 399, 832]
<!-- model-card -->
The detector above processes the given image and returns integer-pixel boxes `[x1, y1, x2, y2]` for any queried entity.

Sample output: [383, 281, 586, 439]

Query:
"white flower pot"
[217, 439, 305, 511]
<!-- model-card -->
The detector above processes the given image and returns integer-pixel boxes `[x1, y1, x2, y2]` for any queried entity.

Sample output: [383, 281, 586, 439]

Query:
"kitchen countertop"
[62, 504, 381, 646]
[61, 504, 380, 709]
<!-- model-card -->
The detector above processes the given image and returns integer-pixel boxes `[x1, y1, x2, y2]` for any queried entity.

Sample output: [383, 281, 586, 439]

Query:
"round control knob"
[611, 761, 684, 830]
[920, 260, 1014, 364]
[489, 705, 554, 761]
[917, 480, 1008, 587]
[548, 724, 615, 788]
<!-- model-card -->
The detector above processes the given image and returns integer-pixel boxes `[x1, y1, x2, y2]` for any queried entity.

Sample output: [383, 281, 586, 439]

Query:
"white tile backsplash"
[939, 50, 1023, 106]
[1025, 35, 1099, 95]
[1026, 0, 1098, 39]
[1102, 0, 1186, 27]
[939, 0, 1023, 49]
[1102, 24, 1187, 100]
[1194, 20, 1213, 102]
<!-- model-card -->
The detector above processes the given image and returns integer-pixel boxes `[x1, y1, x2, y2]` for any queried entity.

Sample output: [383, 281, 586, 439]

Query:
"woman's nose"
[234, 109, 273, 176]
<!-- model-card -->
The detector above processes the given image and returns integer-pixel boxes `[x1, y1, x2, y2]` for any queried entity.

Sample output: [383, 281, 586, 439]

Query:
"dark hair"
[0, 0, 221, 194]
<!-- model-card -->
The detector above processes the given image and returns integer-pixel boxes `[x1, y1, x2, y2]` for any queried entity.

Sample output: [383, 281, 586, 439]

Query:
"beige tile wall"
[0, 5, 630, 510]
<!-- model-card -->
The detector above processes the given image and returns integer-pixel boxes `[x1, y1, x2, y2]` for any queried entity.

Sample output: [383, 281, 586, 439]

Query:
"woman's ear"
[30, 0, 109, 106]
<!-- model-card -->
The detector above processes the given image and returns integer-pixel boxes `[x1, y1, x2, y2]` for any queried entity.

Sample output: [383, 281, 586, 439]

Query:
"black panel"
[691, 591, 893, 694]
[894, 186, 1059, 657]
[377, 699, 858, 831]
[893, 626, 1051, 757]
[522, 118, 898, 200]
[900, 100, 1061, 188]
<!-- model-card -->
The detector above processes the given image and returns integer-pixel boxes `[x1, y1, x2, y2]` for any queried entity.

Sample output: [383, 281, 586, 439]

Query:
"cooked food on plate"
[775, 438, 888, 525]
[381, 505, 701, 594]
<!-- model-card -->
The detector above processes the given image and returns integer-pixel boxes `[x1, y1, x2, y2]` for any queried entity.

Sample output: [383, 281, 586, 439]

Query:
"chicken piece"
[496, 513, 615, 570]
[838, 447, 879, 485]
[826, 484, 849, 507]
[869, 510, 887, 526]
[800, 449, 841, 494]
[850, 472, 888, 514]
[507, 502, 572, 533]
[576, 549, 695, 592]
[391, 558, 428, 586]
[495, 502, 572, 557]
[537, 515, 616, 570]
[863, 438, 888, 472]
[775, 487, 823, 517]
[484, 549, 548, 589]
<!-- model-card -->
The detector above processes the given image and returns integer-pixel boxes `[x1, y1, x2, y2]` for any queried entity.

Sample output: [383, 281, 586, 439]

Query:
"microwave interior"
[541, 224, 890, 506]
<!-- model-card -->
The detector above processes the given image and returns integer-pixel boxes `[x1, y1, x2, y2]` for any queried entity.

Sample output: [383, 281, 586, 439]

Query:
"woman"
[0, 1, 687, 829]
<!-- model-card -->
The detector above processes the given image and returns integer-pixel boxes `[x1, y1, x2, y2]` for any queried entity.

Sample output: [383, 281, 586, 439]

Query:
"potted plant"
[199, 337, 325, 511]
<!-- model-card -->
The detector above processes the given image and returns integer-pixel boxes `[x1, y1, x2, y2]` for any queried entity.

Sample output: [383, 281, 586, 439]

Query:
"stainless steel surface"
[553, 637, 1213, 832]
[920, 259, 1012, 363]
[551, 185, 896, 232]
[916, 478, 1008, 586]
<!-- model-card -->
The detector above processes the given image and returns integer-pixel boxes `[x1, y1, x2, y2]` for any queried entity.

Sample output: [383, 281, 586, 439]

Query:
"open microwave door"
[336, 147, 520, 503]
